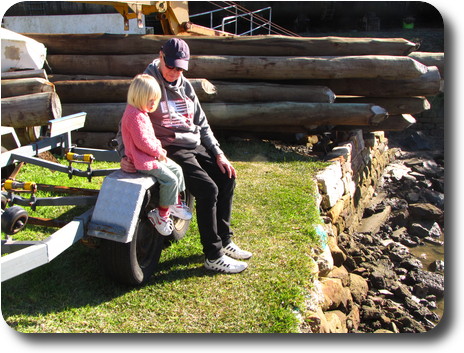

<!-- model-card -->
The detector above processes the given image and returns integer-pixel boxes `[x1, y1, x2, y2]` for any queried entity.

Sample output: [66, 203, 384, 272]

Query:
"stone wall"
[316, 130, 395, 234]
[305, 129, 397, 333]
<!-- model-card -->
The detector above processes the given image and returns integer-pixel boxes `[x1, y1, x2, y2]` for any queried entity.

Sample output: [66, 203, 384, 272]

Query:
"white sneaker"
[169, 202, 192, 220]
[147, 208, 173, 236]
[223, 241, 252, 260]
[204, 255, 248, 274]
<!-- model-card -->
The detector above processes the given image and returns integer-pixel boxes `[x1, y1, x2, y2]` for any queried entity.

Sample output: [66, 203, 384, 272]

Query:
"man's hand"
[216, 153, 237, 178]
[120, 156, 137, 173]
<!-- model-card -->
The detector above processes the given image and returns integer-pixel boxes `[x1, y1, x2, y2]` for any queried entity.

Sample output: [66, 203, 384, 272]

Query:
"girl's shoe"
[147, 208, 174, 236]
[169, 202, 192, 220]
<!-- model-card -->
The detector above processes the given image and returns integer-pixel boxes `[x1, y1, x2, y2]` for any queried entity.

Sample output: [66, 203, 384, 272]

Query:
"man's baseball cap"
[162, 38, 190, 71]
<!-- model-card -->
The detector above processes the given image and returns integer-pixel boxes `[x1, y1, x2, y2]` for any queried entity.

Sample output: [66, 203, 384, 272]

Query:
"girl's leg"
[140, 165, 179, 207]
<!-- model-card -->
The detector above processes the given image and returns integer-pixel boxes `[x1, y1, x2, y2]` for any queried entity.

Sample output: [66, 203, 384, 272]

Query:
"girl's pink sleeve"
[127, 112, 163, 158]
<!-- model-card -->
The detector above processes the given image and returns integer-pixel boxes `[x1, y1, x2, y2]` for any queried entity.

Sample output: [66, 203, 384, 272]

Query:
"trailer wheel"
[1, 206, 28, 235]
[169, 190, 195, 241]
[100, 216, 164, 286]
[1, 194, 7, 210]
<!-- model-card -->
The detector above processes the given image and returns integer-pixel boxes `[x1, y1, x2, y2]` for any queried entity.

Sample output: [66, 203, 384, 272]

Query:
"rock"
[400, 257, 423, 271]
[428, 260, 444, 272]
[325, 310, 347, 333]
[327, 235, 347, 267]
[393, 283, 413, 300]
[429, 222, 444, 238]
[424, 237, 444, 246]
[321, 278, 351, 311]
[346, 305, 361, 332]
[304, 307, 329, 333]
[406, 270, 444, 298]
[408, 203, 444, 223]
[361, 305, 382, 320]
[328, 266, 351, 287]
[369, 271, 387, 289]
[374, 329, 395, 333]
[409, 223, 430, 238]
[349, 273, 369, 304]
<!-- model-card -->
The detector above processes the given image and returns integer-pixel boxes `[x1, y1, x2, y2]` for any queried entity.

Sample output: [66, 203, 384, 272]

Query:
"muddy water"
[409, 235, 445, 317]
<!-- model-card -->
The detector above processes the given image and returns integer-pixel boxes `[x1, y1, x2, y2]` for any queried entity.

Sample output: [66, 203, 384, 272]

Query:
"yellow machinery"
[82, 1, 234, 36]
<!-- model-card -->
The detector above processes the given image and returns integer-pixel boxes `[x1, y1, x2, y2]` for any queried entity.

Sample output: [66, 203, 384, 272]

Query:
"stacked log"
[21, 33, 443, 148]
[1, 69, 62, 146]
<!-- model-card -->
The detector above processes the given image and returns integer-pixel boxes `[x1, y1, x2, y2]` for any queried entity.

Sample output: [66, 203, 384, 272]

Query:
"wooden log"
[202, 102, 387, 128]
[1, 69, 48, 80]
[54, 78, 214, 103]
[1, 92, 62, 128]
[55, 79, 131, 103]
[208, 81, 335, 103]
[49, 74, 132, 81]
[409, 52, 444, 77]
[62, 102, 387, 132]
[1, 78, 55, 98]
[339, 114, 416, 132]
[54, 77, 333, 104]
[46, 54, 152, 77]
[335, 96, 430, 115]
[47, 54, 429, 81]
[72, 131, 117, 150]
[62, 103, 125, 132]
[306, 66, 442, 97]
[187, 55, 428, 80]
[24, 33, 419, 56]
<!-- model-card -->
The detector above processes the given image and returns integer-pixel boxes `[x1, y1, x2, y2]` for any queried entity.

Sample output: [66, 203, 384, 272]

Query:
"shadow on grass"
[1, 241, 210, 323]
[219, 138, 320, 163]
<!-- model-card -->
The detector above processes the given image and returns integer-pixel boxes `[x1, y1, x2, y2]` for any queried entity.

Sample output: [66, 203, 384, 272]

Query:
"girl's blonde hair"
[127, 74, 161, 112]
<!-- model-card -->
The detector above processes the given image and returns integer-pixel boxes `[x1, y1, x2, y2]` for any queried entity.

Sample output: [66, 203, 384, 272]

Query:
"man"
[119, 38, 251, 274]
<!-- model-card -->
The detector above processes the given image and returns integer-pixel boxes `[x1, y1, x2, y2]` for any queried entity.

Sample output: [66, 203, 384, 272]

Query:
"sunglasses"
[163, 56, 184, 72]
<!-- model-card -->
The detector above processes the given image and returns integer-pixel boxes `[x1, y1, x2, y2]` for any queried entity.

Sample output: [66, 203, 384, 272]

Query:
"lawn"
[1, 139, 326, 333]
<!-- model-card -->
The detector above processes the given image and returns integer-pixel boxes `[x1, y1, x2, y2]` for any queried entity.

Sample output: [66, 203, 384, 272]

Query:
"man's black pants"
[165, 144, 235, 260]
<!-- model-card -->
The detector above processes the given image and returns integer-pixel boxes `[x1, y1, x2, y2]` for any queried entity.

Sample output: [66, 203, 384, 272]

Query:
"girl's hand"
[158, 149, 168, 162]
[120, 156, 137, 173]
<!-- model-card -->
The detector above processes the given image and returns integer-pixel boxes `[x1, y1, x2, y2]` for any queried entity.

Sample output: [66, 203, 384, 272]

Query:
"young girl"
[121, 74, 191, 236]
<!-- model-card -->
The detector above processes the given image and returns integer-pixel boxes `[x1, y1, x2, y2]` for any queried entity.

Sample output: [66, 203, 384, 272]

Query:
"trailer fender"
[87, 169, 156, 243]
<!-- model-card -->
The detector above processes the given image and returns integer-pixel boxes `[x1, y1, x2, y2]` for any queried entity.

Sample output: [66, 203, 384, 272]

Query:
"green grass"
[1, 139, 327, 333]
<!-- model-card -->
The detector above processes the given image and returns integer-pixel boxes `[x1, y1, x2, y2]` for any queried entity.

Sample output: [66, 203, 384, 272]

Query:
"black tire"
[100, 216, 164, 286]
[1, 206, 28, 235]
[169, 190, 195, 241]
[1, 194, 7, 210]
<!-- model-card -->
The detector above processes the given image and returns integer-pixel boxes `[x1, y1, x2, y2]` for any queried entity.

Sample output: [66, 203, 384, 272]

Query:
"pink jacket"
[121, 104, 163, 170]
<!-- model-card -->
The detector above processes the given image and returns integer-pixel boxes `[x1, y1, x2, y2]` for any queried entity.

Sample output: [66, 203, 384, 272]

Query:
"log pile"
[1, 69, 62, 145]
[22, 33, 444, 149]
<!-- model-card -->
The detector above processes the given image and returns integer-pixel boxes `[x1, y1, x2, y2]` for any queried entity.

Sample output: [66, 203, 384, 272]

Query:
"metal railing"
[189, 4, 273, 36]
[221, 7, 272, 35]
